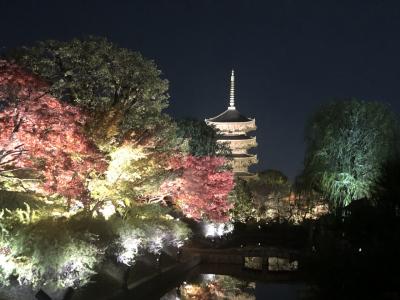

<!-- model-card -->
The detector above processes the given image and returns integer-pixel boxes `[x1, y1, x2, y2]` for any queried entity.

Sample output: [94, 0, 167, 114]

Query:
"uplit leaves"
[302, 99, 400, 207]
[110, 205, 190, 266]
[0, 203, 190, 288]
[229, 178, 254, 223]
[0, 61, 107, 202]
[161, 155, 235, 222]
[0, 207, 103, 289]
[88, 144, 169, 207]
[0, 37, 234, 292]
[9, 219, 100, 289]
[10, 37, 171, 145]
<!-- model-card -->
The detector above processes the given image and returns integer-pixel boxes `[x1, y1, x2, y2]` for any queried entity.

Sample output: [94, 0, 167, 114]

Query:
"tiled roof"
[206, 108, 252, 122]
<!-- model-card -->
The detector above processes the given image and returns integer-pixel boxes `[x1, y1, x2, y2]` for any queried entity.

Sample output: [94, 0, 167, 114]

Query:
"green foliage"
[88, 144, 170, 207]
[0, 202, 191, 288]
[229, 179, 255, 223]
[10, 220, 101, 289]
[175, 118, 231, 156]
[109, 204, 191, 265]
[302, 99, 400, 207]
[253, 169, 291, 200]
[0, 206, 104, 289]
[230, 170, 317, 223]
[0, 191, 43, 211]
[9, 37, 172, 145]
[0, 37, 198, 290]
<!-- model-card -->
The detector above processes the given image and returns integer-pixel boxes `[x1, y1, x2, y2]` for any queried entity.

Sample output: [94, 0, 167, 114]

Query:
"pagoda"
[205, 70, 258, 177]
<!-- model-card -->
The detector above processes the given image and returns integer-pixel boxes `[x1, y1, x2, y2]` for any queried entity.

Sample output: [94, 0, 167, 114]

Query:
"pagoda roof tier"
[206, 108, 252, 123]
[218, 137, 257, 151]
[229, 153, 257, 158]
[205, 118, 256, 133]
[235, 172, 258, 179]
[217, 134, 254, 140]
[230, 154, 258, 167]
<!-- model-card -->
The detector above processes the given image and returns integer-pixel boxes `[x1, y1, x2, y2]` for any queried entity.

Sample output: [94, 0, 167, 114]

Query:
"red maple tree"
[0, 60, 106, 203]
[161, 155, 235, 222]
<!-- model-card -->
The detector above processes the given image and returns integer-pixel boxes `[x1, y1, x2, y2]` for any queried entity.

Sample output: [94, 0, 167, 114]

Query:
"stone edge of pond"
[106, 255, 201, 300]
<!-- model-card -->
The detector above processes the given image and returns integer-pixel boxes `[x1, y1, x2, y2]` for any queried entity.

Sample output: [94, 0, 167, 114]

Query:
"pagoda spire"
[229, 69, 235, 110]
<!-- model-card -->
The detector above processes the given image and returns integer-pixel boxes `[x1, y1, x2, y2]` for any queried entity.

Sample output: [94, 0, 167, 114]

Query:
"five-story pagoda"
[205, 70, 257, 177]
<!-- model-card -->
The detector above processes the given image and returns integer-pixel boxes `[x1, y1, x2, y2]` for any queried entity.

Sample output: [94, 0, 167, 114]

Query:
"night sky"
[2, 0, 400, 180]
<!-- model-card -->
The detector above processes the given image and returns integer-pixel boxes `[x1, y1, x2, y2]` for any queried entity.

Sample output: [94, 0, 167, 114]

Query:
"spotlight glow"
[203, 222, 234, 238]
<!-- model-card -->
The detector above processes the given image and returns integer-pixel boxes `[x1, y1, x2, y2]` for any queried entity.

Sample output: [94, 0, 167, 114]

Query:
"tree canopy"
[301, 99, 400, 207]
[0, 61, 106, 203]
[0, 37, 238, 293]
[254, 169, 291, 199]
[229, 178, 254, 223]
[8, 37, 172, 147]
[175, 118, 230, 156]
[161, 155, 234, 222]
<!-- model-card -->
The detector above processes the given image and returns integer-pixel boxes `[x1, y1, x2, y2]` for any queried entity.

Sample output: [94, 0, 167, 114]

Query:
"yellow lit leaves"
[106, 145, 147, 183]
[88, 144, 166, 207]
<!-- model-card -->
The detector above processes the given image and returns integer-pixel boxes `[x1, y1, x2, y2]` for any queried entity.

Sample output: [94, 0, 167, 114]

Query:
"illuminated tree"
[253, 169, 291, 201]
[0, 61, 106, 203]
[88, 144, 170, 209]
[230, 170, 292, 222]
[161, 155, 235, 222]
[230, 178, 255, 223]
[175, 118, 230, 156]
[9, 37, 173, 148]
[302, 99, 400, 207]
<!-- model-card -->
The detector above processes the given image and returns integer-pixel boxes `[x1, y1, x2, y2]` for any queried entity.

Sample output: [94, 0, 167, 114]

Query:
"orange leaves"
[161, 155, 234, 222]
[0, 61, 106, 202]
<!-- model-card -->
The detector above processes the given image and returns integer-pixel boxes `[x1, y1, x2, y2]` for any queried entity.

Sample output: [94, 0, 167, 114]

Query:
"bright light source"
[99, 201, 116, 220]
[202, 274, 216, 281]
[117, 237, 141, 266]
[203, 222, 233, 238]
[149, 234, 165, 255]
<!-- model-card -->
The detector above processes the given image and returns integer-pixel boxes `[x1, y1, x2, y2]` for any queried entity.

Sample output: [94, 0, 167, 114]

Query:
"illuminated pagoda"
[205, 70, 257, 177]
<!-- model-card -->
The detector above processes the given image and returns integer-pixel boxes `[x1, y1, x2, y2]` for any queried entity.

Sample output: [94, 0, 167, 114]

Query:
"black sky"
[1, 0, 400, 180]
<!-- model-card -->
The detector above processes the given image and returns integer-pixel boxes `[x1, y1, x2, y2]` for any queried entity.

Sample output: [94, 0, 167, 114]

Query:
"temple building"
[205, 70, 258, 177]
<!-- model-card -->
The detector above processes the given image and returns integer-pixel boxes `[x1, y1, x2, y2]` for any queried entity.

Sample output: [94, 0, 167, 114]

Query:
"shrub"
[0, 208, 104, 289]
[109, 205, 190, 266]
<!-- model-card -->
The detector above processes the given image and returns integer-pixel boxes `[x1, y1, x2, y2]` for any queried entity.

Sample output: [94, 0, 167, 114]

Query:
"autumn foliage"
[0, 61, 106, 202]
[161, 155, 235, 222]
[0, 60, 235, 222]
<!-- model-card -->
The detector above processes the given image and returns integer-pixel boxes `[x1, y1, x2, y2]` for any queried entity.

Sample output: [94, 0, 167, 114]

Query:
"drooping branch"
[0, 145, 25, 169]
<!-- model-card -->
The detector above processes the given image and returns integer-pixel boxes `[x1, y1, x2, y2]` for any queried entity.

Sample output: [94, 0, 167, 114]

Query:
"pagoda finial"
[229, 69, 235, 110]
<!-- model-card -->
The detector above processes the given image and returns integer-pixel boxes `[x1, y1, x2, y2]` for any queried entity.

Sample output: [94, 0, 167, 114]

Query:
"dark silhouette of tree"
[175, 118, 230, 157]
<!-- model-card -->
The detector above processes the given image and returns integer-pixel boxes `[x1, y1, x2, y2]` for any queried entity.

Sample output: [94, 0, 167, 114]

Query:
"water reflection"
[161, 274, 307, 300]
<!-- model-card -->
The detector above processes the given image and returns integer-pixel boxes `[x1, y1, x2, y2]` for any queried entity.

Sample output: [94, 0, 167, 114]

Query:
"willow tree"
[302, 99, 400, 207]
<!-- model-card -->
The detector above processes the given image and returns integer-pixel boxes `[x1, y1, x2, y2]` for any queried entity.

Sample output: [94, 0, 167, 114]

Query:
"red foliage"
[0, 61, 106, 202]
[161, 155, 235, 222]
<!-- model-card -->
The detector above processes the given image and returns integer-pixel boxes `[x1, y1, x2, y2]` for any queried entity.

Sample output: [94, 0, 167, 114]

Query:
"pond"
[160, 272, 310, 300]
